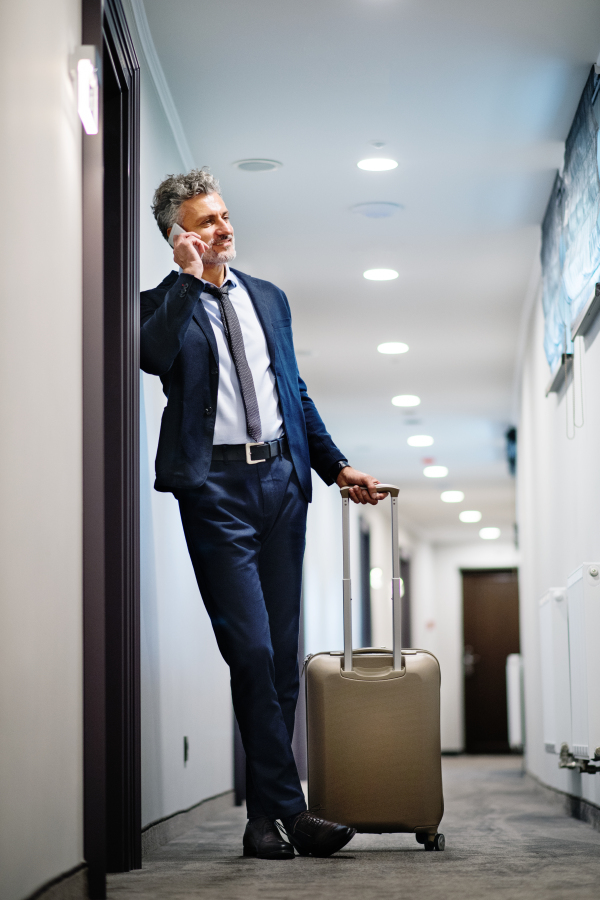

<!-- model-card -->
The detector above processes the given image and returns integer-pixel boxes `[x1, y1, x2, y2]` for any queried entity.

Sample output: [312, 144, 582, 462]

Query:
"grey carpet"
[108, 756, 600, 899]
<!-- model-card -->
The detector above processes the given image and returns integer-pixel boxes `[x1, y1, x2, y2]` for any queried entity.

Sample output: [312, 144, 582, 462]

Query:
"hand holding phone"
[168, 222, 186, 248]
[169, 224, 208, 279]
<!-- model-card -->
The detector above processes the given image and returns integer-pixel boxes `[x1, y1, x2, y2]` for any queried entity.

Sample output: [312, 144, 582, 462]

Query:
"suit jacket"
[140, 268, 346, 501]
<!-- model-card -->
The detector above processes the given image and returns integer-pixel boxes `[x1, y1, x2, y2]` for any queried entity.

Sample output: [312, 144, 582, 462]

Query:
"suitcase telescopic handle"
[339, 484, 403, 673]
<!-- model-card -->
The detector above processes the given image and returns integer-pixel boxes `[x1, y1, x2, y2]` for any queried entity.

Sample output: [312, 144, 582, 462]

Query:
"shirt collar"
[200, 265, 237, 291]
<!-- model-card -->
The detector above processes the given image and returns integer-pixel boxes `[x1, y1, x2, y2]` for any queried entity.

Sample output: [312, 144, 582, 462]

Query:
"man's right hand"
[171, 230, 208, 280]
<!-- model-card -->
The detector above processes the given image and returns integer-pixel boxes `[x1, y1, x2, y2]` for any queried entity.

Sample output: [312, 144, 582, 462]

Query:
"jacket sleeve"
[298, 373, 348, 485]
[140, 273, 204, 375]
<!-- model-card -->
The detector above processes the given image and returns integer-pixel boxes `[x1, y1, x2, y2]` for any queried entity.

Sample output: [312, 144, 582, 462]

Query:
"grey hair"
[152, 167, 221, 241]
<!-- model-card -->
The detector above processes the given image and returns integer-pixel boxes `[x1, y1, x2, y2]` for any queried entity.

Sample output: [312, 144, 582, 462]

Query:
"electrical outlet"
[183, 736, 189, 766]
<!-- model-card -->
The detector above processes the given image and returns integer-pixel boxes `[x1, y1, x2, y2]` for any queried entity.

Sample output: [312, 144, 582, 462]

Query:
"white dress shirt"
[198, 267, 284, 445]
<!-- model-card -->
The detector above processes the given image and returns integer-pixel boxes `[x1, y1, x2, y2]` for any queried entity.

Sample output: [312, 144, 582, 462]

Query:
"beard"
[202, 236, 236, 266]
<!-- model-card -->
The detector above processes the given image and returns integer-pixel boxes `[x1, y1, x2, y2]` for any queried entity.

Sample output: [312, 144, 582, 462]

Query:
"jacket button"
[204, 406, 213, 416]
[211, 367, 218, 375]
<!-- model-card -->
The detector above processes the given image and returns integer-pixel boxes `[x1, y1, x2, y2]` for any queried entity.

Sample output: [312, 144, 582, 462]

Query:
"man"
[141, 168, 384, 860]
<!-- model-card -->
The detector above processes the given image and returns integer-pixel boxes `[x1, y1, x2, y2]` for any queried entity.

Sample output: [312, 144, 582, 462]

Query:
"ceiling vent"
[352, 202, 403, 218]
[233, 159, 282, 172]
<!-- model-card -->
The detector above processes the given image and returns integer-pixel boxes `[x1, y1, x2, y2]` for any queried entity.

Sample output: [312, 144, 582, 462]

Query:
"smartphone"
[168, 222, 186, 248]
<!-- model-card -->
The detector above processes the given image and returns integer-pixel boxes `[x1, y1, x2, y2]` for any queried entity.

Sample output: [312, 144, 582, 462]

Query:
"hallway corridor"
[108, 757, 600, 900]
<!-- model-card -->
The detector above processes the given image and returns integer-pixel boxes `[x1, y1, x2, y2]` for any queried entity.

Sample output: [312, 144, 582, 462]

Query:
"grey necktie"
[204, 280, 262, 443]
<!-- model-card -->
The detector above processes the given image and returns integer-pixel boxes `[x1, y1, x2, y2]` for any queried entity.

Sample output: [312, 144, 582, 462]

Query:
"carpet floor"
[108, 756, 600, 900]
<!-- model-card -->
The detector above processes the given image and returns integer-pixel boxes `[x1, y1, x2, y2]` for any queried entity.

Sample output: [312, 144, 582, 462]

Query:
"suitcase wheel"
[423, 833, 445, 851]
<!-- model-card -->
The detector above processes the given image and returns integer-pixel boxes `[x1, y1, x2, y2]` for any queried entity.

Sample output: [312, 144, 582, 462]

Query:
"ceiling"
[142, 0, 600, 541]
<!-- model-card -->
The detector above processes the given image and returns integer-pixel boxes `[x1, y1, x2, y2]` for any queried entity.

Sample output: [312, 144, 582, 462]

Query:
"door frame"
[460, 567, 520, 754]
[82, 0, 141, 895]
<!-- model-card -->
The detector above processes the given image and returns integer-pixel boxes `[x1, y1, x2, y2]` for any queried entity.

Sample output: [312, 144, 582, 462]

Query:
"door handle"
[463, 645, 480, 677]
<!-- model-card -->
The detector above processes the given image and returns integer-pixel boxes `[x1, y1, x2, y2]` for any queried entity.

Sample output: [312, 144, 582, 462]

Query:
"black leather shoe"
[243, 817, 295, 860]
[284, 811, 356, 858]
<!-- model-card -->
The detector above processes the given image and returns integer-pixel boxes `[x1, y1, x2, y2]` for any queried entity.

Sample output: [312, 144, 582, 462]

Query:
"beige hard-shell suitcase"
[305, 485, 445, 850]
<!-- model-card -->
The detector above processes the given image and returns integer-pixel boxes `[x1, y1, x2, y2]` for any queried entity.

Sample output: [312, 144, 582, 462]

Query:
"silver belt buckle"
[245, 441, 266, 464]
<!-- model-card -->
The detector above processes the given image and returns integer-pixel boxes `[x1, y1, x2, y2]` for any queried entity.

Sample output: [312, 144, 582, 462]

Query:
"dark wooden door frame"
[82, 3, 106, 896]
[82, 0, 140, 896]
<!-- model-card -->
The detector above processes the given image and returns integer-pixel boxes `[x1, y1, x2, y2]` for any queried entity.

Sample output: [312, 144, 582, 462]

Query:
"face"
[175, 191, 235, 265]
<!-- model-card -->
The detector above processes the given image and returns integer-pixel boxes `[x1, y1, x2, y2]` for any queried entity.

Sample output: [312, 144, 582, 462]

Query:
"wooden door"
[462, 569, 520, 753]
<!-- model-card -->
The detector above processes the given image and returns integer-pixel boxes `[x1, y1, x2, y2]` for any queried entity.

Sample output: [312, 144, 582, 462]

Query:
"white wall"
[123, 1, 233, 828]
[304, 474, 407, 657]
[304, 472, 369, 655]
[0, 1, 84, 898]
[304, 475, 345, 656]
[518, 291, 600, 807]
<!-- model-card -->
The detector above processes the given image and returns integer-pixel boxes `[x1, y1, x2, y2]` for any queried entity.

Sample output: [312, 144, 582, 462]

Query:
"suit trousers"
[176, 449, 308, 819]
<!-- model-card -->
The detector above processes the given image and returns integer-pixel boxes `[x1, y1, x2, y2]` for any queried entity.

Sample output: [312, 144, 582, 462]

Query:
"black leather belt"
[212, 436, 288, 465]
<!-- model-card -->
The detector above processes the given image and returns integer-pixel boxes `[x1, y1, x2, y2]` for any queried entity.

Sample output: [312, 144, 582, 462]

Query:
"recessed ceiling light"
[357, 158, 398, 171]
[480, 527, 501, 540]
[378, 342, 408, 354]
[424, 466, 448, 478]
[392, 395, 420, 407]
[459, 510, 482, 523]
[364, 268, 398, 281]
[407, 435, 433, 447]
[352, 202, 403, 218]
[233, 159, 282, 171]
[441, 491, 464, 503]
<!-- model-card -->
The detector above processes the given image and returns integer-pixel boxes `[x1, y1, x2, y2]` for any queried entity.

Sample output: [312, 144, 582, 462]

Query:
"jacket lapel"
[192, 298, 219, 360]
[232, 269, 277, 365]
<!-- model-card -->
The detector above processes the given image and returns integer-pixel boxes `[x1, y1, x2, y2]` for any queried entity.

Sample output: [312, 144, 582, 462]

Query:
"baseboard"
[142, 789, 235, 856]
[527, 772, 600, 832]
[24, 864, 87, 900]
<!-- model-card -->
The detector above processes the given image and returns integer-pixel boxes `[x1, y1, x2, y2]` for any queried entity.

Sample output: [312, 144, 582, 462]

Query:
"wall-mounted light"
[70, 46, 100, 135]
[370, 567, 383, 589]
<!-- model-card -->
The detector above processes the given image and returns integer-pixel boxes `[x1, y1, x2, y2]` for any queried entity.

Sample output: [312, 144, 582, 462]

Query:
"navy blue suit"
[140, 269, 346, 819]
[140, 269, 344, 497]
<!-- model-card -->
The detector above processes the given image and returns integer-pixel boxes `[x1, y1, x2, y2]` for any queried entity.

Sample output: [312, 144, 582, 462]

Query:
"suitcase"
[304, 484, 445, 851]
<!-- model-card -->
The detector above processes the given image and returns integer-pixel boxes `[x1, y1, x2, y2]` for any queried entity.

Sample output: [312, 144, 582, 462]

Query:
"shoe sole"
[243, 845, 295, 860]
[290, 827, 357, 859]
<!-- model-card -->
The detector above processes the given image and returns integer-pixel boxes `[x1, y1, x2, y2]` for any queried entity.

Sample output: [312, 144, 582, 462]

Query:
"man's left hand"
[335, 466, 386, 505]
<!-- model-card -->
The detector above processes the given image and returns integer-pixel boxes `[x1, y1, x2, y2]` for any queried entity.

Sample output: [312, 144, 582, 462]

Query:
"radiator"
[567, 564, 600, 761]
[539, 588, 570, 754]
